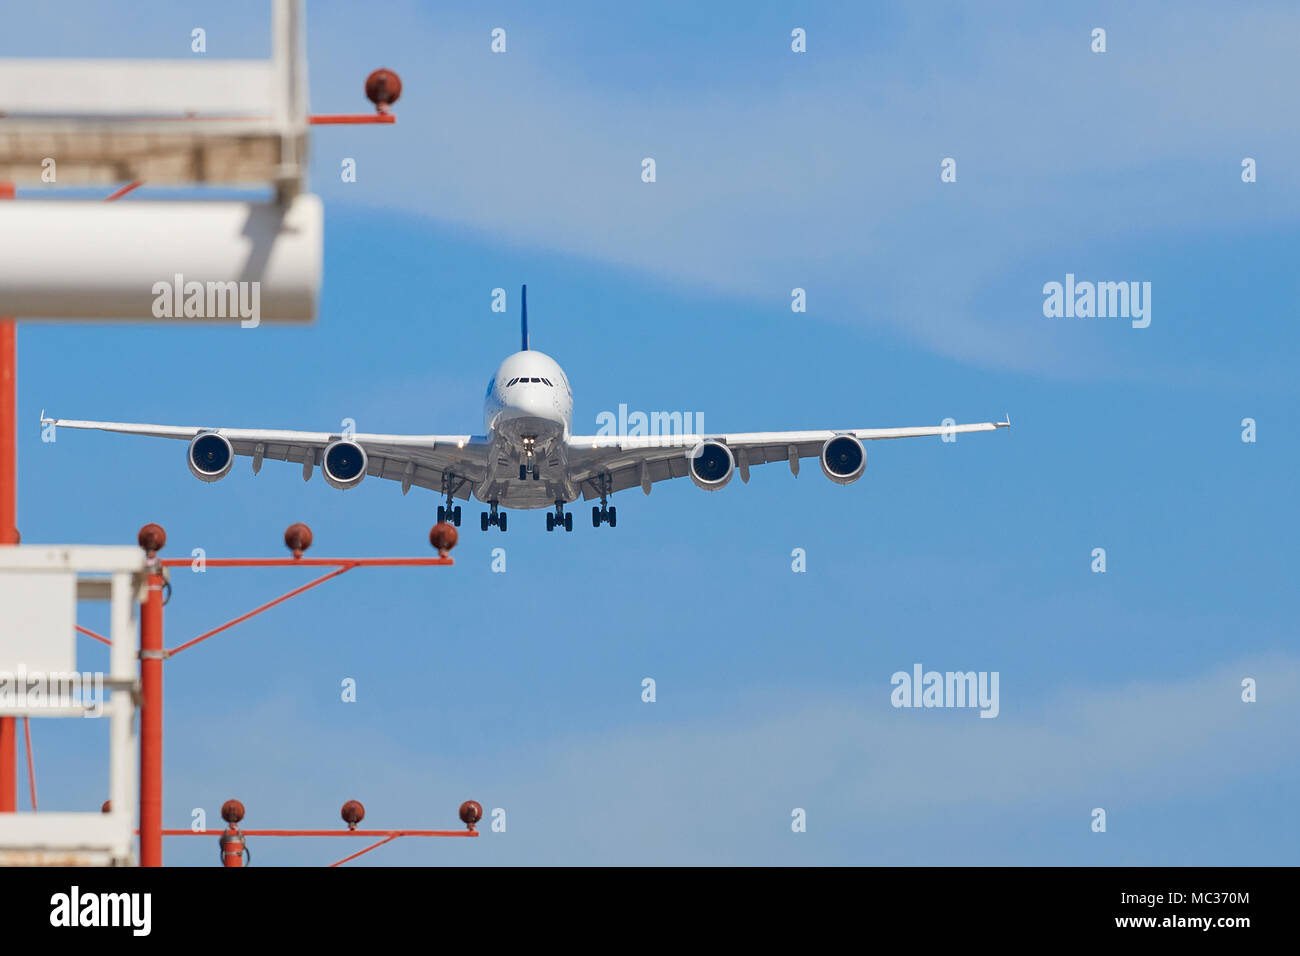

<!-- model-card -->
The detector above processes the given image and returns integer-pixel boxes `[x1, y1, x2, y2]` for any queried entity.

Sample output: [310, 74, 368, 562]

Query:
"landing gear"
[547, 501, 573, 532]
[520, 437, 541, 481]
[437, 478, 462, 526]
[481, 501, 507, 531]
[592, 475, 617, 527]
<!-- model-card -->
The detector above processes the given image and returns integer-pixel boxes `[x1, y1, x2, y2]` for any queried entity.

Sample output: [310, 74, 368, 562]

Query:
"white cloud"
[167, 654, 1299, 864]
[313, 4, 1300, 374]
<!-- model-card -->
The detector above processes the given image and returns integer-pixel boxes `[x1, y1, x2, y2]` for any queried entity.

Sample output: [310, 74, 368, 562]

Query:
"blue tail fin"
[521, 284, 529, 351]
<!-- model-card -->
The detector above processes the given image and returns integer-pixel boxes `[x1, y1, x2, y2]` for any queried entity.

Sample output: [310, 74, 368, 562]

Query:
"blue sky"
[3, 1, 1298, 864]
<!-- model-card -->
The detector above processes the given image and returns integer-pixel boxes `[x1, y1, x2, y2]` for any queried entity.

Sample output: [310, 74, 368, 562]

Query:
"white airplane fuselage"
[480, 349, 576, 509]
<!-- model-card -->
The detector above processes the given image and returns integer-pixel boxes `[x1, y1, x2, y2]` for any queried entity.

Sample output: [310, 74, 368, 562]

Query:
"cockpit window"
[542, 378, 552, 386]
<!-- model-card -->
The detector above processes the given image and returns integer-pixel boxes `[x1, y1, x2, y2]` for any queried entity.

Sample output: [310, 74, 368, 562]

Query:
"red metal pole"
[139, 565, 164, 865]
[167, 565, 355, 656]
[102, 180, 143, 202]
[220, 827, 245, 867]
[161, 828, 478, 837]
[328, 834, 399, 867]
[0, 720, 13, 814]
[308, 113, 395, 125]
[0, 180, 16, 814]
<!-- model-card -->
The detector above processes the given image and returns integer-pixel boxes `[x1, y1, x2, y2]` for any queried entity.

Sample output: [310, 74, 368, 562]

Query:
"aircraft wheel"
[499, 512, 507, 532]
[593, 506, 601, 527]
[481, 512, 489, 531]
[453, 506, 462, 526]
[546, 512, 555, 531]
[608, 506, 616, 528]
[564, 511, 573, 532]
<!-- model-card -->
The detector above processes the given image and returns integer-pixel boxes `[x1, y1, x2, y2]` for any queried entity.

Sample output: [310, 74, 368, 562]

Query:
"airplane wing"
[40, 416, 490, 500]
[565, 417, 1010, 499]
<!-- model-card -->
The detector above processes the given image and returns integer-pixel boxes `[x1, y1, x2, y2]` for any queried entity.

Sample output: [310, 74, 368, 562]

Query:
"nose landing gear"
[519, 437, 541, 481]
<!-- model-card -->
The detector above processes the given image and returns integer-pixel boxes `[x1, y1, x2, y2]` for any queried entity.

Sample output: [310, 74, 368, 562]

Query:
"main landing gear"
[481, 501, 507, 532]
[546, 501, 573, 532]
[437, 487, 461, 527]
[592, 475, 616, 527]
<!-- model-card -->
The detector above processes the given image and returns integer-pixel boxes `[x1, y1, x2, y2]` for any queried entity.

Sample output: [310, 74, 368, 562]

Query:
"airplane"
[42, 286, 1010, 533]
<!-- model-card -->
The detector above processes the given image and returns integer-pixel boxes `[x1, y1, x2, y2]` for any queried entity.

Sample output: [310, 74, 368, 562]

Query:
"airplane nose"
[497, 385, 556, 428]
[517, 387, 552, 418]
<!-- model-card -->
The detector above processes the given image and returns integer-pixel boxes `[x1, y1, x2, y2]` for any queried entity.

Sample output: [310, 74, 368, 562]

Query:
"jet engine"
[688, 440, 734, 491]
[188, 432, 234, 482]
[322, 439, 368, 490]
[820, 435, 866, 484]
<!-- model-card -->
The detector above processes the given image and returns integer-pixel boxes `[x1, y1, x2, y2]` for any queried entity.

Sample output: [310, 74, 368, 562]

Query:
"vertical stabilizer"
[521, 284, 529, 351]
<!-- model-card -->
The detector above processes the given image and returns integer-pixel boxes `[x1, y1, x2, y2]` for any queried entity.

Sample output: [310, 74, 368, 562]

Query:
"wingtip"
[39, 408, 50, 426]
[1000, 413, 1011, 430]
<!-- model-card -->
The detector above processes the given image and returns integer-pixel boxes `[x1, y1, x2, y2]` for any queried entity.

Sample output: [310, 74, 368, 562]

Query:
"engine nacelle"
[188, 432, 234, 482]
[820, 435, 866, 484]
[688, 440, 734, 491]
[322, 439, 368, 490]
